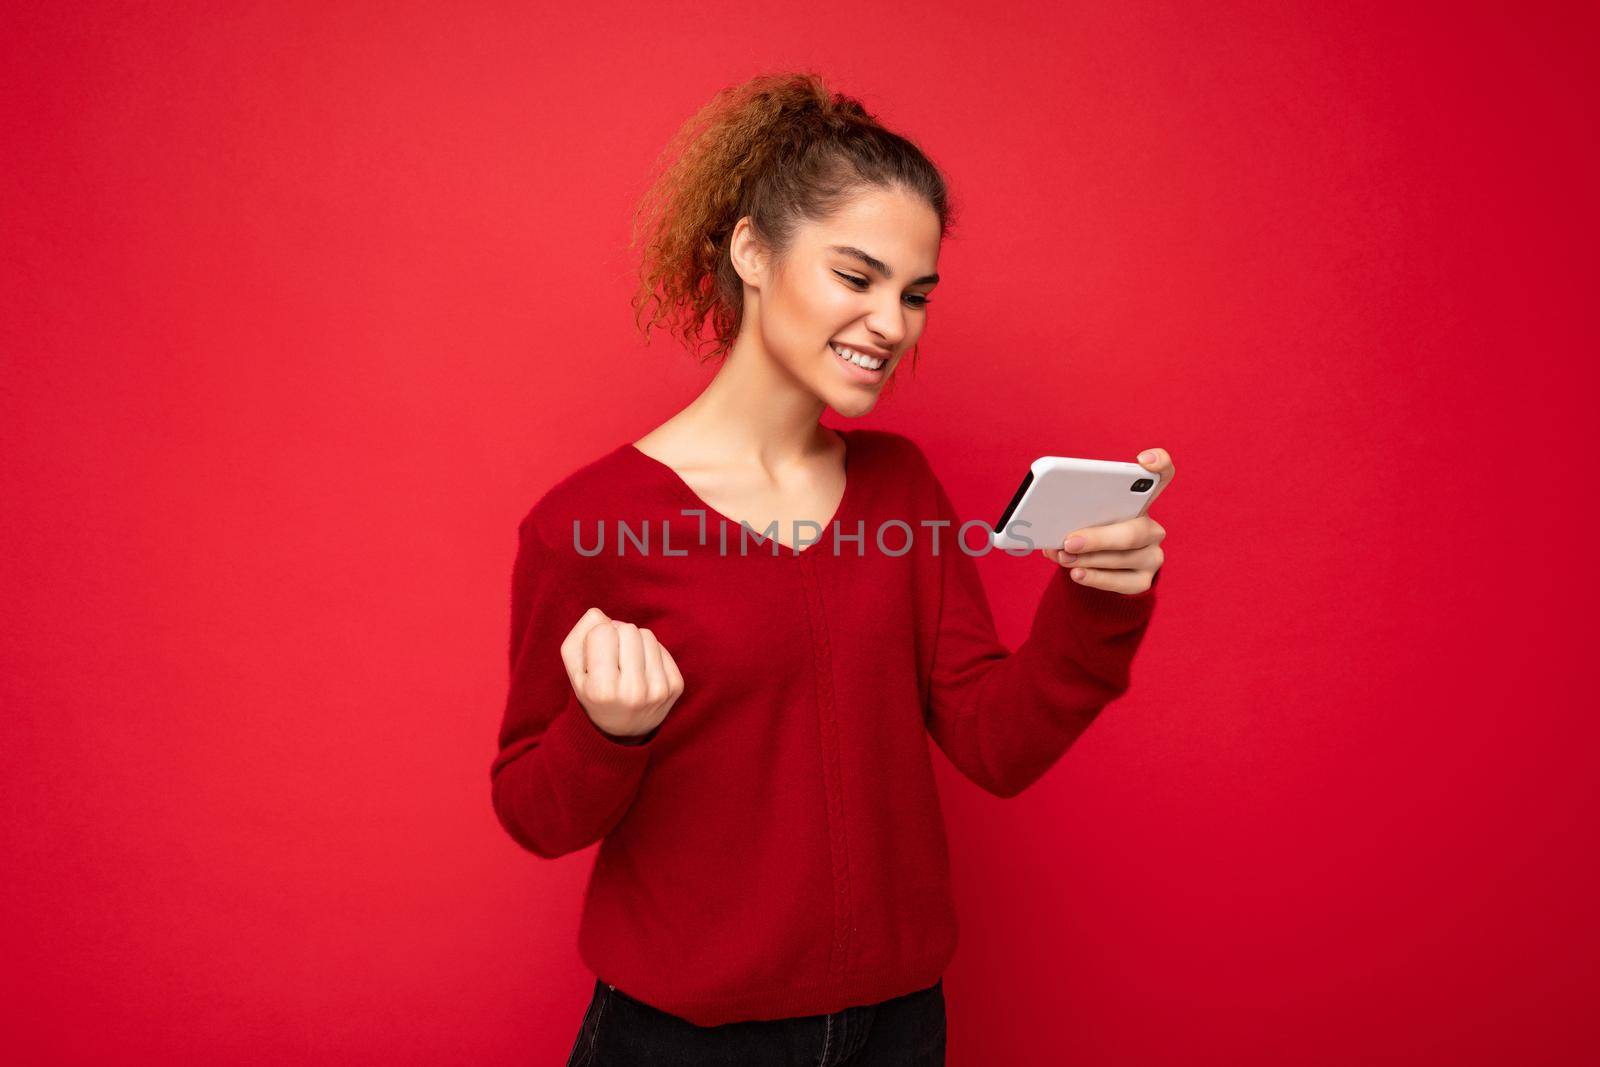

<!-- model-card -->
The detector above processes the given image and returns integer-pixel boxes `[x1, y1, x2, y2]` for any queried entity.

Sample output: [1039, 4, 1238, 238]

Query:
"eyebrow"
[828, 245, 940, 286]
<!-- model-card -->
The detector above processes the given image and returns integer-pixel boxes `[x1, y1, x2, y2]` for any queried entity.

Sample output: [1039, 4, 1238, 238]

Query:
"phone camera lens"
[1131, 478, 1154, 492]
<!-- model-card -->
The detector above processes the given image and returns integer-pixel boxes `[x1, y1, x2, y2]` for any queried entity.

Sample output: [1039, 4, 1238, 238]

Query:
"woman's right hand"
[559, 607, 684, 742]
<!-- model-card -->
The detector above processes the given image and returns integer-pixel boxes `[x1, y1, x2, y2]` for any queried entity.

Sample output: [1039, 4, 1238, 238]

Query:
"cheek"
[783, 267, 840, 311]
[765, 270, 856, 351]
[779, 284, 847, 344]
[814, 291, 865, 344]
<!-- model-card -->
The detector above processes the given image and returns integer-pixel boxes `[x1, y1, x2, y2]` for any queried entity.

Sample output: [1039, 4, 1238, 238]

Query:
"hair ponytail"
[628, 71, 957, 366]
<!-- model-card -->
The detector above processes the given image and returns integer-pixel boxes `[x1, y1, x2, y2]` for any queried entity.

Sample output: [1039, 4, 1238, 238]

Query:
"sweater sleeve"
[921, 462, 1160, 799]
[489, 518, 656, 858]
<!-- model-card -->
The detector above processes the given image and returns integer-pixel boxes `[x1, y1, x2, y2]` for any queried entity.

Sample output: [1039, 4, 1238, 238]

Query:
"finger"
[1135, 448, 1175, 512]
[1062, 515, 1159, 555]
[1068, 565, 1154, 594]
[1057, 544, 1164, 571]
[583, 619, 621, 698]
[658, 643, 684, 699]
[561, 607, 613, 689]
[638, 628, 670, 708]
[614, 622, 646, 704]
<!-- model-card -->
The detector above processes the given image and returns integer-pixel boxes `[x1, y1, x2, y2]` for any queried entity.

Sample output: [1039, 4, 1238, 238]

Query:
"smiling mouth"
[829, 341, 888, 371]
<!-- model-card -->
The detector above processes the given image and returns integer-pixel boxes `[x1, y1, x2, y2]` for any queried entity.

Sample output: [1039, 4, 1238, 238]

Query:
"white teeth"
[831, 342, 885, 370]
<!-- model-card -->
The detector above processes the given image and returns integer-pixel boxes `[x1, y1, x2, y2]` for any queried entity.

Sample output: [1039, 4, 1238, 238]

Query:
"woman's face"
[733, 186, 942, 416]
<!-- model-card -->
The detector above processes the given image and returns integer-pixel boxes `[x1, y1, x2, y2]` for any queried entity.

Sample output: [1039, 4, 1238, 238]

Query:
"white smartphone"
[990, 455, 1164, 552]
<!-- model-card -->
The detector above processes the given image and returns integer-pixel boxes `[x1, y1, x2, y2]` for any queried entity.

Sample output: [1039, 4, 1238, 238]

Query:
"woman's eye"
[834, 271, 932, 309]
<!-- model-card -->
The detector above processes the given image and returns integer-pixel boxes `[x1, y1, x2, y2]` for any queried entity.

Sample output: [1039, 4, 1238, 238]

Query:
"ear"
[729, 215, 770, 289]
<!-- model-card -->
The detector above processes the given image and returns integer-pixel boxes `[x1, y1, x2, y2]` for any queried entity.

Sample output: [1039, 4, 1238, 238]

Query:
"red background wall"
[3, 2, 1593, 1063]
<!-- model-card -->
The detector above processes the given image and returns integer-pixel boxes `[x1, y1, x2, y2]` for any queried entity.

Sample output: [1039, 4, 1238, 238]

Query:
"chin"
[824, 389, 881, 418]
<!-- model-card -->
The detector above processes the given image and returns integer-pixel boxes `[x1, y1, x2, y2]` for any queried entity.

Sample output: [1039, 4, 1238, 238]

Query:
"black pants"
[565, 976, 946, 1066]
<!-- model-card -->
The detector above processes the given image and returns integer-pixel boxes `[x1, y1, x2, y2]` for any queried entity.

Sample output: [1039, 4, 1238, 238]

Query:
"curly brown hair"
[628, 71, 959, 371]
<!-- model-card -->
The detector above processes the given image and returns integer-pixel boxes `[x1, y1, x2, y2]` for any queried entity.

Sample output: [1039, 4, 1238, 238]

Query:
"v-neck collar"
[622, 429, 857, 559]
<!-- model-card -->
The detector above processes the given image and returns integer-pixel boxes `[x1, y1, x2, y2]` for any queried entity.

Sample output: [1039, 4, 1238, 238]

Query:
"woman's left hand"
[1039, 447, 1173, 595]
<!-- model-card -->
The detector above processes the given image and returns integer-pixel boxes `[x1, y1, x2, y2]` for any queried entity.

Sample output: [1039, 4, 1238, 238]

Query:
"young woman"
[491, 71, 1171, 1066]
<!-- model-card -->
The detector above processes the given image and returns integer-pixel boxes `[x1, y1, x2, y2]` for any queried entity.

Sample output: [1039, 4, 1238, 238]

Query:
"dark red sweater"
[490, 427, 1160, 1026]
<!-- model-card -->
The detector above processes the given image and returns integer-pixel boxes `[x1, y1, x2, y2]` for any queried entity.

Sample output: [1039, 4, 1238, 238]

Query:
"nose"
[864, 302, 906, 352]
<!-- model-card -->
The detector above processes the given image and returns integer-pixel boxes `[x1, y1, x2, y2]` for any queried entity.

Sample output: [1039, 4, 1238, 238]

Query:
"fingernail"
[1138, 451, 1156, 464]
[1063, 535, 1085, 552]
[1063, 553, 1078, 563]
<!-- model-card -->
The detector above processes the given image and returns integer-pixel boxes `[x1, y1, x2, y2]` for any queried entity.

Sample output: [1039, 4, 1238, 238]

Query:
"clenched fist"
[560, 607, 685, 744]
